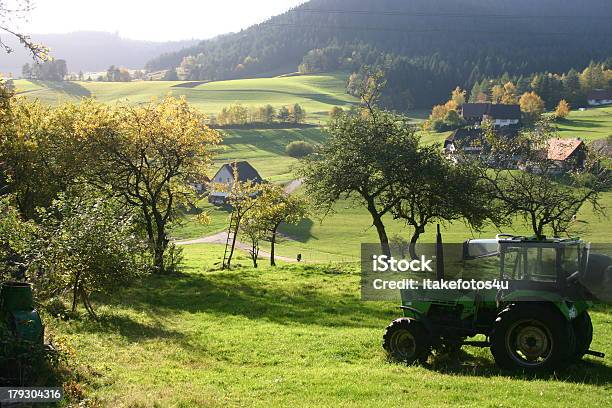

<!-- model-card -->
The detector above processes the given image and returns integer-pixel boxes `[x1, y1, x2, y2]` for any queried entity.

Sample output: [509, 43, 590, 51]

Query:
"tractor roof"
[498, 236, 583, 247]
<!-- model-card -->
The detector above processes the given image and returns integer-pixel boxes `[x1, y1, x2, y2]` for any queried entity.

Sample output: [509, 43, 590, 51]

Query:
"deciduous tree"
[253, 184, 307, 266]
[35, 191, 147, 318]
[386, 147, 496, 259]
[298, 104, 420, 257]
[0, 1, 48, 60]
[519, 91, 545, 122]
[83, 97, 220, 273]
[554, 100, 571, 119]
[479, 120, 609, 238]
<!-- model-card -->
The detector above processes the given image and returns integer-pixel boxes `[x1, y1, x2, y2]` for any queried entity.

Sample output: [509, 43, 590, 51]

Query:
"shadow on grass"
[425, 348, 612, 386]
[71, 312, 187, 344]
[30, 80, 91, 98]
[93, 266, 394, 330]
[559, 119, 604, 129]
[279, 218, 316, 243]
[191, 88, 348, 106]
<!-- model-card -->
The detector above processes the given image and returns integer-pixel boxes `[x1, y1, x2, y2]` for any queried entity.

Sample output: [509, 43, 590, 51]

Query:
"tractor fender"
[400, 306, 434, 334]
[498, 296, 574, 321]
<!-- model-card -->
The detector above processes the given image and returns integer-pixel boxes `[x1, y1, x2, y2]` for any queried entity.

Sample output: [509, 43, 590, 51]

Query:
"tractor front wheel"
[490, 304, 575, 372]
[383, 318, 431, 364]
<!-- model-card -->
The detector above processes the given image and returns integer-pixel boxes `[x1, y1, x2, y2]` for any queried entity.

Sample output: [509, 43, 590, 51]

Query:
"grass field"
[47, 244, 612, 407]
[13, 73, 359, 123]
[558, 106, 612, 142]
[13, 75, 611, 406]
[214, 127, 326, 183]
[174, 191, 612, 263]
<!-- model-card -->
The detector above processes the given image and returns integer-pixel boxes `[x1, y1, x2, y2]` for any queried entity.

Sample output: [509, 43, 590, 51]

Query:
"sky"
[18, 0, 306, 42]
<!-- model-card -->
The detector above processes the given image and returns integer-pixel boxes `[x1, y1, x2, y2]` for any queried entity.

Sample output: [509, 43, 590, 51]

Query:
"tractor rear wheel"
[383, 318, 431, 364]
[572, 312, 593, 361]
[490, 304, 575, 372]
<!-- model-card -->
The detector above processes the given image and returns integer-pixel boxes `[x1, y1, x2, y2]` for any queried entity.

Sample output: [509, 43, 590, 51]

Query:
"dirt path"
[284, 178, 303, 194]
[176, 231, 298, 263]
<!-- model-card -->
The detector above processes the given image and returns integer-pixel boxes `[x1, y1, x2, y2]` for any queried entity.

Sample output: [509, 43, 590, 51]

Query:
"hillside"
[13, 73, 358, 123]
[0, 31, 198, 75]
[145, 0, 612, 108]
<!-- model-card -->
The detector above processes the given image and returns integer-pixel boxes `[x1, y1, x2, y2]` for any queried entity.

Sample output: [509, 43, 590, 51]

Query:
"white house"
[587, 89, 612, 106]
[208, 161, 263, 205]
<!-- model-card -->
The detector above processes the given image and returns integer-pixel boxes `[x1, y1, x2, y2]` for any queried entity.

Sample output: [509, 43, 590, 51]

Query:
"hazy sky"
[19, 0, 306, 41]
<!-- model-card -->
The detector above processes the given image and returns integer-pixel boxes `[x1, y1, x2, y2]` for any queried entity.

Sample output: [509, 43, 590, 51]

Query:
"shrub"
[34, 191, 148, 318]
[430, 119, 446, 132]
[286, 141, 315, 158]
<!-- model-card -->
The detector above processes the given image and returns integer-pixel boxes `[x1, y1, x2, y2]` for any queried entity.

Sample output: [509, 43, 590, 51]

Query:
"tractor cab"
[464, 235, 609, 302]
[499, 236, 583, 290]
[465, 234, 585, 279]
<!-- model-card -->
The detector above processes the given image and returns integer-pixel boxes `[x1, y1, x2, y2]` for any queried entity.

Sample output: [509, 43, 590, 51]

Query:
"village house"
[587, 89, 612, 106]
[444, 127, 520, 166]
[208, 161, 263, 205]
[546, 138, 586, 172]
[444, 128, 485, 155]
[461, 103, 521, 127]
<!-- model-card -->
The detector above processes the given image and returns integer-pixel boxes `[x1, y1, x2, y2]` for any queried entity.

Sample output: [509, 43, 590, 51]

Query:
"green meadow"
[557, 105, 612, 142]
[47, 244, 612, 407]
[13, 73, 358, 123]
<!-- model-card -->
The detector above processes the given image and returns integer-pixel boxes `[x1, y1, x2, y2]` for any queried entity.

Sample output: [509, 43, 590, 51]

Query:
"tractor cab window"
[525, 247, 557, 282]
[501, 247, 522, 280]
[560, 245, 580, 277]
[501, 245, 557, 282]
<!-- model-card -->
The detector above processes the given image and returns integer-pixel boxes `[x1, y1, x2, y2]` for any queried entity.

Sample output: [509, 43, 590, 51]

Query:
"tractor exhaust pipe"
[436, 224, 445, 281]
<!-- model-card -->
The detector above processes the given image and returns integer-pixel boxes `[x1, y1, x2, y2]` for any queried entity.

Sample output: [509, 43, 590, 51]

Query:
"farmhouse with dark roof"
[461, 103, 521, 127]
[208, 161, 264, 205]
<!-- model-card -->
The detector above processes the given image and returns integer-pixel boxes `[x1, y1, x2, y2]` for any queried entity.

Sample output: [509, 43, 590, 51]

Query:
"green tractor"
[383, 232, 610, 371]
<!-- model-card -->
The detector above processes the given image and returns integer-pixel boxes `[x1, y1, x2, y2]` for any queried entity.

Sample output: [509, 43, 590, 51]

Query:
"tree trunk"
[153, 219, 169, 273]
[409, 226, 425, 260]
[270, 227, 278, 267]
[81, 289, 98, 320]
[71, 272, 81, 312]
[530, 213, 544, 239]
[366, 199, 390, 257]
[250, 238, 259, 268]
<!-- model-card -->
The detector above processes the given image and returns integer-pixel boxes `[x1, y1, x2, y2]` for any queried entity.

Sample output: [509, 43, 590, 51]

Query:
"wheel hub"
[506, 319, 553, 365]
[391, 330, 416, 359]
[516, 326, 549, 360]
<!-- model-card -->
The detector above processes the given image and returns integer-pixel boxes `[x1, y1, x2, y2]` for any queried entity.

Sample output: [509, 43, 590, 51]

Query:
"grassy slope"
[13, 73, 358, 123]
[49, 244, 612, 407]
[557, 106, 612, 142]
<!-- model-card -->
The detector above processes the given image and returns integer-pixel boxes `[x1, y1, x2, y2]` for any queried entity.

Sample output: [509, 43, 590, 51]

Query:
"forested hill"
[146, 0, 612, 108]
